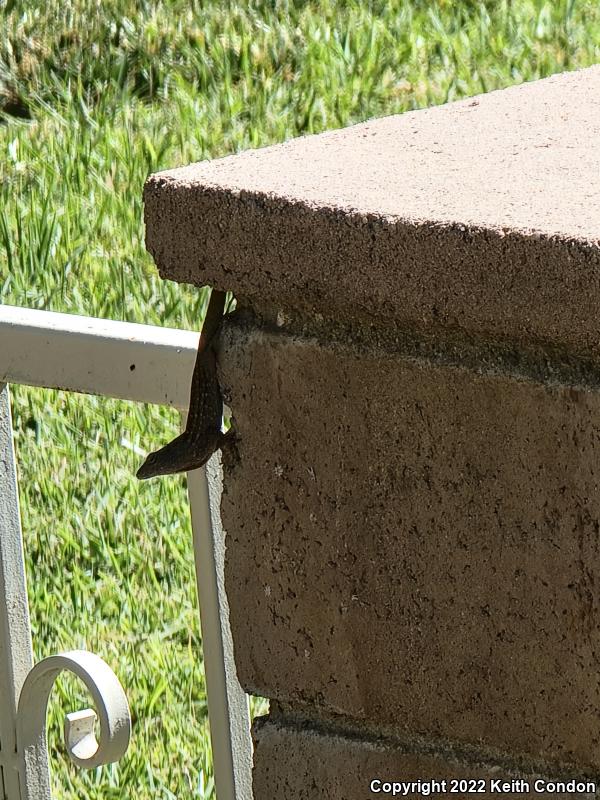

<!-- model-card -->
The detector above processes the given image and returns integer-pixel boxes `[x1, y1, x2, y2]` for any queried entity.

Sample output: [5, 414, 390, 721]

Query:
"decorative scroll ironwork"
[16, 650, 131, 798]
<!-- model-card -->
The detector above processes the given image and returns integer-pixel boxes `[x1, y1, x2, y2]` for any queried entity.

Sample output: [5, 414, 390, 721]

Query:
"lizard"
[136, 288, 233, 479]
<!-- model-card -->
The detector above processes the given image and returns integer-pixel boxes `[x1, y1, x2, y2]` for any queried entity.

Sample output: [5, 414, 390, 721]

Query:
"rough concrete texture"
[218, 319, 600, 772]
[252, 715, 596, 800]
[145, 65, 600, 357]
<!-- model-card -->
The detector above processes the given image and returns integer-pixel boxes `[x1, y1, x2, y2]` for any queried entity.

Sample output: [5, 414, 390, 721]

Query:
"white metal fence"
[0, 304, 252, 800]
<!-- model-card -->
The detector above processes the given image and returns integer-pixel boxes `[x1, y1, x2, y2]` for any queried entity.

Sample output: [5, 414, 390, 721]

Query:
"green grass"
[0, 1, 598, 797]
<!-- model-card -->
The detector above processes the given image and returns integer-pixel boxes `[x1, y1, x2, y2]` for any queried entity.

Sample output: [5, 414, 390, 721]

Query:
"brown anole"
[136, 288, 233, 479]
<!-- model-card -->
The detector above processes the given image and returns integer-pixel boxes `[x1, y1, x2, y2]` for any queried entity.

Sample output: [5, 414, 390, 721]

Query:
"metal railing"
[0, 304, 252, 800]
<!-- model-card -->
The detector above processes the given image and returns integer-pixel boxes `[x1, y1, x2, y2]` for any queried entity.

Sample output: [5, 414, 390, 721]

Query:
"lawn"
[1, 2, 598, 797]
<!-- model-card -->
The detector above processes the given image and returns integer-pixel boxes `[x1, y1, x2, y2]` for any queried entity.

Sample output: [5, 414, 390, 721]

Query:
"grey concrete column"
[143, 65, 600, 798]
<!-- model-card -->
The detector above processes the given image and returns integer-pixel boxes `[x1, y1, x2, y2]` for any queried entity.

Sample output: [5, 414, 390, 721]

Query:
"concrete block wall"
[144, 65, 600, 798]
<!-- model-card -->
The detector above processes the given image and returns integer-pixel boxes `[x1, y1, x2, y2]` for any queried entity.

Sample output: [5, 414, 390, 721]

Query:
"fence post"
[187, 445, 253, 800]
[0, 384, 131, 800]
[0, 383, 36, 799]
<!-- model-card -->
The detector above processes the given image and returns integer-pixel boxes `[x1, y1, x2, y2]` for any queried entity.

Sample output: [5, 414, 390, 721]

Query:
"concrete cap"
[145, 66, 600, 354]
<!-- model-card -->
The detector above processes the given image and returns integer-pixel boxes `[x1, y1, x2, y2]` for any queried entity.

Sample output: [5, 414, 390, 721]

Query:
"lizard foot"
[219, 428, 239, 468]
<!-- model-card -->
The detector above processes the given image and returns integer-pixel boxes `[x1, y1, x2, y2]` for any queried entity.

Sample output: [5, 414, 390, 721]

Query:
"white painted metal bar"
[1, 382, 131, 800]
[0, 383, 36, 799]
[0, 304, 198, 408]
[0, 304, 253, 800]
[187, 460, 252, 800]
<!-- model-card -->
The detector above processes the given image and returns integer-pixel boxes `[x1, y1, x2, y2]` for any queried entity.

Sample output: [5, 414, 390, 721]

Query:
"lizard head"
[135, 431, 218, 479]
[135, 449, 167, 480]
[135, 434, 191, 479]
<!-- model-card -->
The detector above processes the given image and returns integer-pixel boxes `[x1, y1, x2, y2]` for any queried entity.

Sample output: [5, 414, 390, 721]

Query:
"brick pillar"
[144, 65, 600, 799]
